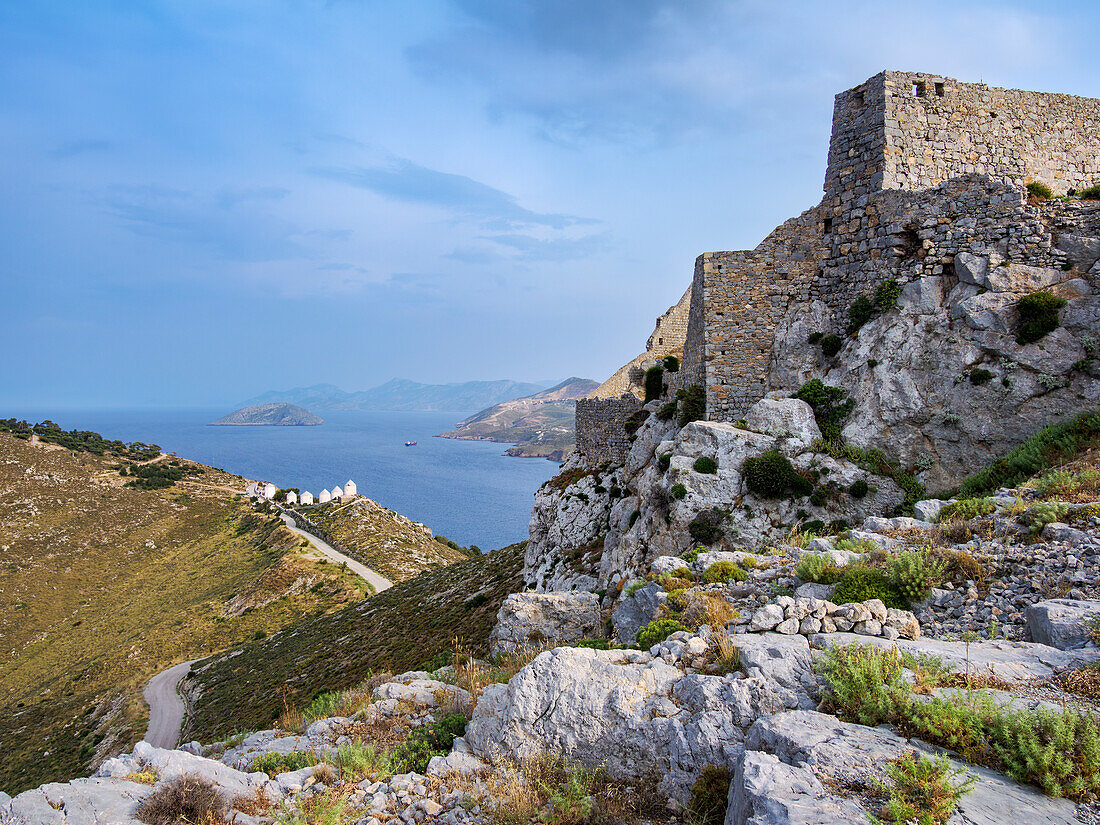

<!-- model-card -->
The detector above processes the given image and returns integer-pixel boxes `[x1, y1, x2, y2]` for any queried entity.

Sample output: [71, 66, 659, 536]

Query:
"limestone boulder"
[489, 591, 602, 655]
[611, 582, 669, 644]
[1026, 598, 1100, 650]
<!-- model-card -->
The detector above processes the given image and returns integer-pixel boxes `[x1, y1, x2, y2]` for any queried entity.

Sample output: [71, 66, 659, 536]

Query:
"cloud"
[480, 232, 610, 262]
[313, 158, 596, 230]
[51, 138, 115, 158]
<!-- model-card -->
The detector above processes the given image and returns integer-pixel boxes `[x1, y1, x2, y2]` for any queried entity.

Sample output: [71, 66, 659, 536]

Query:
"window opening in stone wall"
[934, 82, 945, 97]
[913, 82, 926, 97]
[823, 217, 833, 234]
[658, 337, 663, 345]
[853, 91, 864, 107]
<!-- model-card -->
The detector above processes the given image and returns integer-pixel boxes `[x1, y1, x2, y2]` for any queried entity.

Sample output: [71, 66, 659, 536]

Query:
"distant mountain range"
[436, 378, 598, 460]
[243, 379, 550, 413]
[210, 403, 323, 426]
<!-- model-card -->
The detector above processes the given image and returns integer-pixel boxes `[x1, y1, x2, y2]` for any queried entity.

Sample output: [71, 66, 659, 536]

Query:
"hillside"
[182, 542, 525, 741]
[0, 431, 368, 793]
[245, 378, 547, 412]
[209, 402, 322, 426]
[296, 497, 467, 582]
[436, 377, 598, 460]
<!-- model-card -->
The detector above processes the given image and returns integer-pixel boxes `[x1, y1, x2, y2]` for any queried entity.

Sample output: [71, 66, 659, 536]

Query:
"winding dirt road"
[279, 512, 393, 593]
[143, 660, 195, 749]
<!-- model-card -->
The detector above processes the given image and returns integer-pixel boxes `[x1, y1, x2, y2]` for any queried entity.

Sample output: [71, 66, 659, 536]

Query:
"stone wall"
[574, 395, 643, 466]
[825, 71, 1100, 206]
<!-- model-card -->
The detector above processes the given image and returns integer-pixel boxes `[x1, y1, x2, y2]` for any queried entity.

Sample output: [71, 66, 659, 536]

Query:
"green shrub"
[301, 691, 341, 725]
[1023, 501, 1069, 533]
[957, 410, 1100, 496]
[693, 456, 718, 474]
[795, 552, 844, 584]
[644, 365, 665, 402]
[807, 331, 824, 344]
[889, 549, 947, 602]
[969, 368, 994, 385]
[624, 579, 648, 597]
[636, 619, 687, 649]
[671, 483, 687, 500]
[810, 438, 924, 513]
[848, 479, 868, 498]
[742, 450, 812, 499]
[657, 453, 672, 472]
[677, 385, 706, 427]
[663, 355, 680, 372]
[688, 765, 732, 825]
[623, 409, 651, 436]
[688, 508, 727, 545]
[873, 278, 902, 312]
[1027, 181, 1053, 199]
[1016, 291, 1067, 345]
[818, 642, 909, 726]
[871, 751, 975, 825]
[848, 295, 875, 333]
[682, 547, 700, 563]
[252, 750, 319, 777]
[656, 400, 678, 421]
[1080, 184, 1100, 200]
[938, 497, 995, 523]
[702, 561, 746, 584]
[832, 566, 908, 610]
[793, 379, 853, 442]
[391, 713, 467, 774]
[820, 334, 843, 357]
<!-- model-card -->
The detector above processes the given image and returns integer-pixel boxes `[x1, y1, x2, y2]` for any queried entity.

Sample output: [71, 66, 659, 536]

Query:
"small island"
[209, 402, 323, 426]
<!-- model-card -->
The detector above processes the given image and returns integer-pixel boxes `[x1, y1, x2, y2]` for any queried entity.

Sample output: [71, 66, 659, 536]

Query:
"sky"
[1, 0, 1098, 408]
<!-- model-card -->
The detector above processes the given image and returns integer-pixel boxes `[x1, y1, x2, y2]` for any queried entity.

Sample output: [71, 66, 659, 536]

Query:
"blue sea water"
[6, 408, 558, 550]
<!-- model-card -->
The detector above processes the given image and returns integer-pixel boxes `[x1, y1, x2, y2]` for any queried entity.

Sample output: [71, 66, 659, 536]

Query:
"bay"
[6, 408, 558, 550]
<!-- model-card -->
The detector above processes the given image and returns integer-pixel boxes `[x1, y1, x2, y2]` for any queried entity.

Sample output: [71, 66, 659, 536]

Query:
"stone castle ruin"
[578, 70, 1100, 485]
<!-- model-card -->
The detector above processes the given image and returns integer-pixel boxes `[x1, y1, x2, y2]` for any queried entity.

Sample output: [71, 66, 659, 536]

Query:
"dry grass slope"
[182, 542, 525, 743]
[301, 497, 466, 582]
[0, 433, 364, 794]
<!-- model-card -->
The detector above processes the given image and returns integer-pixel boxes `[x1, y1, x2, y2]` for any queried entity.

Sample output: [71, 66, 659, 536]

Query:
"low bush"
[688, 508, 727, 545]
[644, 365, 664, 402]
[1080, 184, 1100, 200]
[702, 560, 746, 584]
[671, 483, 687, 499]
[832, 566, 908, 610]
[252, 750, 319, 777]
[688, 765, 732, 825]
[663, 355, 680, 372]
[969, 368, 994, 385]
[1016, 291, 1067, 345]
[1027, 181, 1053, 200]
[873, 278, 902, 312]
[794, 380, 853, 442]
[807, 331, 824, 344]
[871, 751, 976, 825]
[1022, 501, 1069, 533]
[818, 643, 909, 726]
[391, 713, 467, 774]
[937, 497, 995, 523]
[742, 450, 812, 499]
[636, 619, 687, 649]
[889, 549, 947, 602]
[848, 479, 868, 498]
[134, 775, 228, 825]
[657, 453, 672, 472]
[656, 400, 678, 421]
[820, 334, 843, 357]
[958, 410, 1100, 496]
[848, 295, 876, 334]
[794, 552, 845, 584]
[693, 456, 718, 474]
[677, 385, 706, 427]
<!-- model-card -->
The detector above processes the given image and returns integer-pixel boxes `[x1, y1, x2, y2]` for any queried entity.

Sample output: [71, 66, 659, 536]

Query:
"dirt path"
[143, 660, 196, 749]
[279, 512, 393, 593]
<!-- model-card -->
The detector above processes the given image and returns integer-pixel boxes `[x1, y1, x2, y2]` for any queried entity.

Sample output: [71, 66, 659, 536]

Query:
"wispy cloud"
[51, 138, 114, 158]
[313, 158, 597, 230]
[481, 232, 610, 262]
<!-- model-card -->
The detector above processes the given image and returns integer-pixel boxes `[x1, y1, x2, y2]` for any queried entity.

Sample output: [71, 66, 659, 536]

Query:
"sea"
[7, 408, 558, 550]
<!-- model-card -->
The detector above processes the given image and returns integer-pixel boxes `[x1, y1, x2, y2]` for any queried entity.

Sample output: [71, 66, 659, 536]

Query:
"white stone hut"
[286, 491, 298, 505]
[300, 491, 314, 506]
[319, 488, 331, 504]
[332, 485, 344, 500]
[263, 482, 277, 500]
[344, 480, 357, 497]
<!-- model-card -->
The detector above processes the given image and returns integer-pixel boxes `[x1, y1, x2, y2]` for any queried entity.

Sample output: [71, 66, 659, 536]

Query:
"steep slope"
[181, 542, 525, 741]
[436, 377, 598, 460]
[0, 432, 364, 793]
[246, 378, 548, 412]
[296, 497, 466, 582]
[209, 402, 323, 426]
